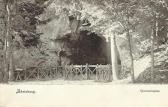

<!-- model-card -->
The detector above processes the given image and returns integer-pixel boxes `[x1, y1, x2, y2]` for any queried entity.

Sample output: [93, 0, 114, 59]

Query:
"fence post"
[37, 67, 40, 80]
[109, 64, 112, 82]
[23, 63, 27, 80]
[63, 65, 66, 80]
[96, 64, 99, 81]
[86, 63, 89, 80]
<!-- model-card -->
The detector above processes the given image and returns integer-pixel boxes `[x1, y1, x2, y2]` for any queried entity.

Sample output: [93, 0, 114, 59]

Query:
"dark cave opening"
[61, 30, 111, 65]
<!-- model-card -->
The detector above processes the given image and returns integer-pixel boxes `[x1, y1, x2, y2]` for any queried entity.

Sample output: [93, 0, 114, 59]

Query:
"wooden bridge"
[14, 64, 112, 82]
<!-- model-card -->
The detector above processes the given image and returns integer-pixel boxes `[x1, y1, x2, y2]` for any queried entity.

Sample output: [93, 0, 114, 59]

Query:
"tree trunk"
[150, 17, 158, 83]
[8, 46, 14, 81]
[150, 14, 158, 83]
[151, 28, 155, 83]
[156, 16, 159, 50]
[110, 33, 119, 81]
[9, 0, 17, 81]
[4, 2, 14, 82]
[126, 10, 135, 83]
[127, 29, 135, 83]
[3, 3, 10, 83]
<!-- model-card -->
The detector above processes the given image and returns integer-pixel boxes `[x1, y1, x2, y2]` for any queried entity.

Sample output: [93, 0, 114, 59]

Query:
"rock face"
[37, 8, 113, 65]
[7, 1, 122, 68]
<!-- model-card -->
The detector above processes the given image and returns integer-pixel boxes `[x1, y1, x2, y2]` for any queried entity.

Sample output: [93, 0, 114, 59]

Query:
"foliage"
[12, 0, 52, 48]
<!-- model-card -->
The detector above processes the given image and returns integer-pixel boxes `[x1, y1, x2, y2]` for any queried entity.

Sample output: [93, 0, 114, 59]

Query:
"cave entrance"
[60, 30, 111, 65]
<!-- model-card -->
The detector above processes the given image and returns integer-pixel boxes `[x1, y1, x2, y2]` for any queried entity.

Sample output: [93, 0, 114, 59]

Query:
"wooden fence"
[14, 64, 112, 82]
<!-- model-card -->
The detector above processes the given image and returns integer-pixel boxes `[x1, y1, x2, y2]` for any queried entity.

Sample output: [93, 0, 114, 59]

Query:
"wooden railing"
[14, 64, 112, 82]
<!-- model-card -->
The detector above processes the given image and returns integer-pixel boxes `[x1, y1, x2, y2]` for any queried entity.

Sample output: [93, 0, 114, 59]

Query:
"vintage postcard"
[0, 0, 168, 107]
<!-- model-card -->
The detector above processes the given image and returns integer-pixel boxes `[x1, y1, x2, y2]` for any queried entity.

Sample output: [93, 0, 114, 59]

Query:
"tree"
[3, 0, 13, 82]
[102, 0, 137, 82]
[138, 0, 168, 82]
[0, 0, 7, 82]
[124, 1, 137, 83]
[1, 0, 55, 82]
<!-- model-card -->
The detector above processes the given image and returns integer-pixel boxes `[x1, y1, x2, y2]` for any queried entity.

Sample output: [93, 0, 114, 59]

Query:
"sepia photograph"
[0, 0, 168, 107]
